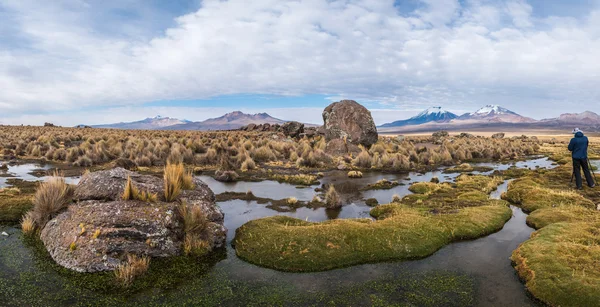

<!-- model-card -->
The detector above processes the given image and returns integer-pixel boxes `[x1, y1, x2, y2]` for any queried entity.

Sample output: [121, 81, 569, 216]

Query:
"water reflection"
[0, 162, 81, 188]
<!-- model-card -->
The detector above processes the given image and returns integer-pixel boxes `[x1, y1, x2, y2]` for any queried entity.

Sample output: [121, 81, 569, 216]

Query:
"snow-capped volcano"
[379, 106, 457, 127]
[457, 105, 535, 123]
[470, 105, 518, 116]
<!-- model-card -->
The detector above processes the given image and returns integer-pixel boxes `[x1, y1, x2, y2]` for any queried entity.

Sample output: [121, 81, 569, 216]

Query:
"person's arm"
[568, 138, 575, 152]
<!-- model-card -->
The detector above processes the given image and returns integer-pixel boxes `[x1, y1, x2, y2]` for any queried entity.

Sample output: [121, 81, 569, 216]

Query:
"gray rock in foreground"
[41, 168, 226, 273]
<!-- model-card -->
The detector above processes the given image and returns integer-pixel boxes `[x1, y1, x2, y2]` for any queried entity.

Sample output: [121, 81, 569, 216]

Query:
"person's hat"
[572, 128, 583, 134]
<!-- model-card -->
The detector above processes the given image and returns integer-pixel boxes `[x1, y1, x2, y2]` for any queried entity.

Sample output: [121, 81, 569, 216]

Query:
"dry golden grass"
[347, 171, 363, 178]
[114, 254, 151, 287]
[122, 176, 157, 202]
[325, 185, 341, 209]
[177, 202, 211, 256]
[0, 126, 543, 174]
[164, 163, 184, 202]
[121, 176, 138, 200]
[20, 212, 35, 235]
[29, 172, 73, 230]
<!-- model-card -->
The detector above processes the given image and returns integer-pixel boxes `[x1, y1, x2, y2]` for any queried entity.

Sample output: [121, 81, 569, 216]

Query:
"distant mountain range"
[163, 111, 286, 131]
[88, 106, 600, 133]
[91, 116, 190, 130]
[379, 105, 600, 133]
[90, 112, 289, 131]
[380, 107, 457, 128]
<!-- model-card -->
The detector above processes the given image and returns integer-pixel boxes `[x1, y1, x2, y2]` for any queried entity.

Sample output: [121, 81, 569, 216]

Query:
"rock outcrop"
[492, 133, 505, 139]
[322, 100, 378, 147]
[41, 168, 226, 273]
[281, 121, 304, 138]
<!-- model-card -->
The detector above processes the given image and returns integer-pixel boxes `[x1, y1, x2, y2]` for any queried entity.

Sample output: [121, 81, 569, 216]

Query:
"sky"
[1, 0, 600, 126]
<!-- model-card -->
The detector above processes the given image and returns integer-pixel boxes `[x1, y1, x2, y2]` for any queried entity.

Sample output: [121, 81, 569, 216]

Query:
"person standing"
[568, 128, 595, 189]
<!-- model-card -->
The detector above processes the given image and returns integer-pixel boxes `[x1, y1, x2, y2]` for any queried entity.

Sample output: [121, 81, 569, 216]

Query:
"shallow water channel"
[0, 158, 554, 306]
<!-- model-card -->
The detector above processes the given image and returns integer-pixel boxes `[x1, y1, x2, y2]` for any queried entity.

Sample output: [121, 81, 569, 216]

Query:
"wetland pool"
[0, 158, 553, 306]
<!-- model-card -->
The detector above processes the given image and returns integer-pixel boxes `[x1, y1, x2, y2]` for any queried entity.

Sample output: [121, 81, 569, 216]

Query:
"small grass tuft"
[177, 202, 211, 256]
[325, 185, 342, 209]
[114, 254, 151, 287]
[347, 171, 363, 178]
[20, 212, 36, 235]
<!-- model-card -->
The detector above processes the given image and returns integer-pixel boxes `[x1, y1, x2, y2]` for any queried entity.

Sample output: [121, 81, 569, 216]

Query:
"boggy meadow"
[2, 122, 598, 307]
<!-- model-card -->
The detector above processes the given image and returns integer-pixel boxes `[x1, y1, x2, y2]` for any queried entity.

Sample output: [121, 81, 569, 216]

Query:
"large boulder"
[281, 121, 305, 138]
[41, 168, 226, 273]
[325, 139, 361, 156]
[322, 100, 378, 147]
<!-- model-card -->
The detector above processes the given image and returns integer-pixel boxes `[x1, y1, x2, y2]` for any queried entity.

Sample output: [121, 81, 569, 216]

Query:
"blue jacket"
[568, 131, 589, 159]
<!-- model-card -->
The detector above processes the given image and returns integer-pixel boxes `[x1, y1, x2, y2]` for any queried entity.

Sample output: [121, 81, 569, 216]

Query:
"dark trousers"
[573, 158, 594, 188]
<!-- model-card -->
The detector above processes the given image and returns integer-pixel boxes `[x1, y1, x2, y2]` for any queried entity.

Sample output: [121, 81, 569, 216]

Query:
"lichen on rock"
[40, 167, 226, 273]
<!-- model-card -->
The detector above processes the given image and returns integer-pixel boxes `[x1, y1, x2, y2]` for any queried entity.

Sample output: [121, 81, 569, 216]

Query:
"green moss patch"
[503, 158, 600, 306]
[235, 203, 511, 272]
[443, 163, 493, 174]
[0, 179, 39, 224]
[361, 179, 402, 191]
[512, 222, 600, 307]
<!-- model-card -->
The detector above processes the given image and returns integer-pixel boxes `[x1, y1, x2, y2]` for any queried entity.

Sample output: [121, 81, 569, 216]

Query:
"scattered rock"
[365, 198, 379, 207]
[458, 133, 475, 138]
[322, 100, 378, 147]
[44, 168, 226, 273]
[214, 170, 239, 182]
[112, 158, 137, 170]
[432, 131, 449, 138]
[395, 135, 405, 142]
[492, 133, 505, 139]
[281, 121, 304, 138]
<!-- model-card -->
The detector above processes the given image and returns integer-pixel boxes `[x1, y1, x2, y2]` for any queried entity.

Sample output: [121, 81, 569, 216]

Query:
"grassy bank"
[502, 143, 600, 307]
[234, 175, 511, 272]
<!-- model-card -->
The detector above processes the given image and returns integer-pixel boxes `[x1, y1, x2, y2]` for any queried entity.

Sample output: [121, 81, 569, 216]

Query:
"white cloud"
[1, 0, 600, 120]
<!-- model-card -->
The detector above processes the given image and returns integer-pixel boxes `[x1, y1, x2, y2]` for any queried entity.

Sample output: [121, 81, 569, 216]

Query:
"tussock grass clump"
[177, 202, 211, 256]
[20, 212, 35, 235]
[408, 182, 440, 195]
[121, 176, 157, 202]
[325, 185, 341, 209]
[362, 179, 400, 191]
[272, 174, 318, 186]
[27, 173, 73, 231]
[286, 197, 298, 205]
[347, 171, 363, 178]
[163, 163, 194, 202]
[114, 254, 151, 287]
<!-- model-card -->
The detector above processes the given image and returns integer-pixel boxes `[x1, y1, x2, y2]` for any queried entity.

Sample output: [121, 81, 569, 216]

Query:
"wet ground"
[0, 161, 81, 188]
[0, 157, 554, 306]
